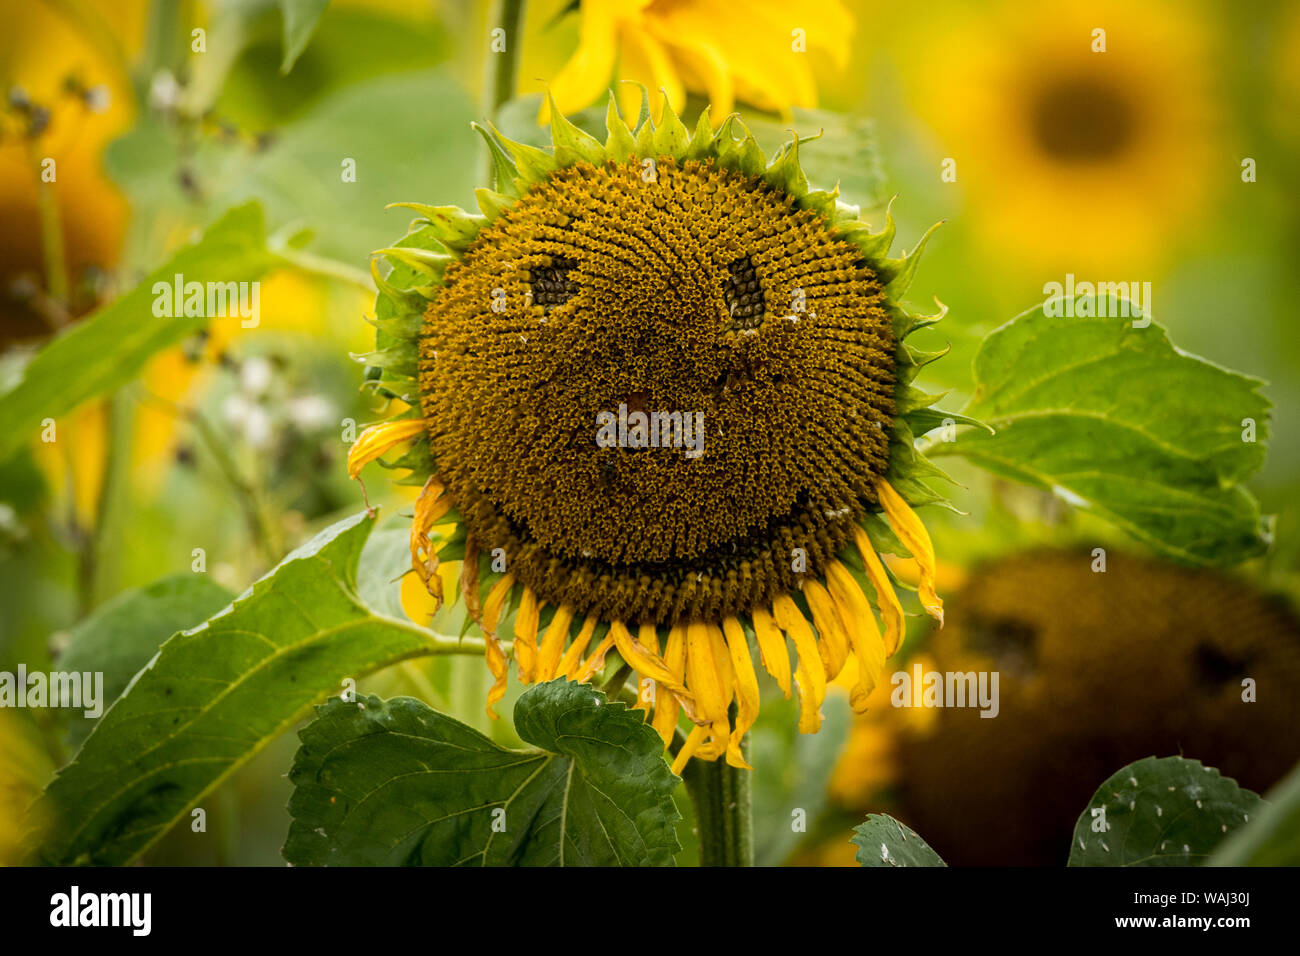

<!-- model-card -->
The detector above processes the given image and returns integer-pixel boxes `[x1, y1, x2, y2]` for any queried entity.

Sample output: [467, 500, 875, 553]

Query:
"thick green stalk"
[683, 737, 754, 867]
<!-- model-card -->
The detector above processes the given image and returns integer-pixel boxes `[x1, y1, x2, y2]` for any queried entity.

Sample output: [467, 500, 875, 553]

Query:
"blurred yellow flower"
[541, 0, 853, 124]
[901, 0, 1219, 273]
[0, 710, 53, 865]
[0, 0, 143, 344]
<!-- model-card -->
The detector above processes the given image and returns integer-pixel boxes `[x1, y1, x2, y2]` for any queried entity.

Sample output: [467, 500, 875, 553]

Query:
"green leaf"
[279, 0, 330, 73]
[0, 202, 281, 464]
[28, 511, 463, 866]
[284, 680, 681, 866]
[851, 814, 947, 867]
[58, 575, 234, 749]
[945, 299, 1271, 565]
[1208, 759, 1300, 866]
[1067, 756, 1263, 867]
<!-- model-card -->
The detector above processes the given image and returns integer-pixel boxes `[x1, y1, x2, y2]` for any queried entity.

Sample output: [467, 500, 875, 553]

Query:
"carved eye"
[530, 256, 579, 311]
[967, 614, 1039, 678]
[724, 255, 764, 331]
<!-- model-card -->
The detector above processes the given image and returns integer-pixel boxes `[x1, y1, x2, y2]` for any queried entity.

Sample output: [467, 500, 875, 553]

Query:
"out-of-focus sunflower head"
[539, 0, 854, 125]
[829, 548, 1300, 866]
[904, 0, 1219, 273]
[0, 0, 143, 343]
[348, 91, 966, 772]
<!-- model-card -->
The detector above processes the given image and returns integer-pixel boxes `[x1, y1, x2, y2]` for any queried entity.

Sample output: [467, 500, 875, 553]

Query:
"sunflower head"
[350, 91, 961, 770]
[859, 549, 1300, 865]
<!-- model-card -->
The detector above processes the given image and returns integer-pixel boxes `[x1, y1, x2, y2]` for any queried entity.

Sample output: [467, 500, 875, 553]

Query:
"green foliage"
[107, 70, 478, 269]
[284, 681, 681, 866]
[751, 690, 850, 866]
[945, 299, 1271, 565]
[279, 0, 331, 72]
[28, 511, 453, 865]
[0, 203, 281, 464]
[1067, 756, 1262, 867]
[1209, 759, 1300, 866]
[58, 575, 234, 748]
[851, 814, 947, 867]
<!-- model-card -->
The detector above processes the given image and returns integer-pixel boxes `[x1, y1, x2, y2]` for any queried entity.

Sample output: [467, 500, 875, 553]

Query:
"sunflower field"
[2, 0, 1299, 891]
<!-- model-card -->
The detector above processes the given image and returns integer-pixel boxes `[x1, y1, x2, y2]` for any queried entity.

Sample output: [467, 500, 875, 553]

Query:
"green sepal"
[475, 187, 514, 221]
[891, 297, 948, 340]
[880, 220, 944, 299]
[385, 203, 486, 253]
[353, 342, 418, 379]
[603, 91, 638, 164]
[472, 122, 521, 198]
[633, 94, 657, 156]
[652, 95, 691, 159]
[490, 119, 558, 190]
[548, 91, 606, 167]
[684, 106, 714, 160]
[369, 309, 423, 341]
[713, 114, 766, 177]
[905, 406, 993, 437]
[372, 246, 453, 282]
[840, 198, 897, 261]
[801, 186, 840, 222]
[766, 131, 820, 199]
[369, 258, 428, 316]
[895, 384, 950, 415]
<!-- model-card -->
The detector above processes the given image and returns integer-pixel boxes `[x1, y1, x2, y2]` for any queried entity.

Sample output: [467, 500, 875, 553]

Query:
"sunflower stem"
[479, 0, 525, 184]
[682, 737, 754, 867]
[28, 140, 69, 327]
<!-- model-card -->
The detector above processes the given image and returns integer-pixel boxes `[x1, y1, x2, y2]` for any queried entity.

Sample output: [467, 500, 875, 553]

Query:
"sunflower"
[899, 0, 1218, 273]
[348, 93, 959, 772]
[827, 548, 1300, 866]
[540, 0, 853, 125]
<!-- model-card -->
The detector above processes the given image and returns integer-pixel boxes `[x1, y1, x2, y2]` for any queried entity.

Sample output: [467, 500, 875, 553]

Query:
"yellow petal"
[803, 579, 851, 680]
[722, 617, 758, 769]
[408, 476, 450, 609]
[686, 622, 730, 726]
[773, 593, 825, 734]
[751, 607, 791, 697]
[572, 632, 617, 683]
[652, 624, 688, 745]
[514, 587, 541, 684]
[346, 419, 425, 479]
[557, 616, 598, 679]
[617, 27, 686, 124]
[877, 479, 944, 625]
[483, 632, 508, 720]
[825, 562, 887, 713]
[670, 722, 711, 776]
[535, 605, 576, 683]
[481, 574, 516, 636]
[611, 621, 696, 715]
[850, 531, 906, 656]
[540, 0, 622, 122]
[458, 544, 480, 623]
[707, 623, 735, 707]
